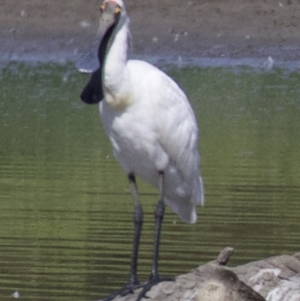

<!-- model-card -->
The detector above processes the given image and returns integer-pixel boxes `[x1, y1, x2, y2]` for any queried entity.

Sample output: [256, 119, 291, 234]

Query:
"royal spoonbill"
[75, 0, 204, 299]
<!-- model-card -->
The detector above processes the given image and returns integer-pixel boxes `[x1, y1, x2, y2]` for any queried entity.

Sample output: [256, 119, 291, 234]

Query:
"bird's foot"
[136, 275, 174, 301]
[101, 276, 174, 301]
[102, 281, 143, 301]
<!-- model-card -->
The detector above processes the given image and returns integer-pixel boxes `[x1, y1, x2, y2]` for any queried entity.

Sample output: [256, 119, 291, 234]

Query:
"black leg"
[151, 197, 165, 279]
[136, 171, 173, 301]
[128, 173, 143, 285]
[102, 173, 144, 301]
[151, 171, 166, 279]
[103, 172, 173, 301]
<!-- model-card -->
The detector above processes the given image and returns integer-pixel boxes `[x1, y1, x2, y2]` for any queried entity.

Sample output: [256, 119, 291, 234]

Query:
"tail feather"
[165, 197, 198, 224]
[165, 176, 204, 224]
[197, 176, 205, 206]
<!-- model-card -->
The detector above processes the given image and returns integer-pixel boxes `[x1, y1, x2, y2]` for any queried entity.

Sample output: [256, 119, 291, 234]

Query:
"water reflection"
[0, 64, 299, 300]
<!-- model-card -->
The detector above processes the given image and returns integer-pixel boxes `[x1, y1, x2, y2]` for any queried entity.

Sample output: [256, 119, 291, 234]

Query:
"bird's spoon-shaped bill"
[75, 1, 121, 73]
[75, 39, 100, 73]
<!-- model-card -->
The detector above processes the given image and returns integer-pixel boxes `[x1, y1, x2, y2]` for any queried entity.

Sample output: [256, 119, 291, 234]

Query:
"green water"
[0, 63, 299, 300]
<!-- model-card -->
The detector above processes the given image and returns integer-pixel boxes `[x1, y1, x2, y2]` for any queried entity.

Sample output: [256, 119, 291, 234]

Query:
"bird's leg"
[128, 173, 143, 286]
[136, 171, 174, 301]
[102, 173, 143, 301]
[151, 171, 165, 279]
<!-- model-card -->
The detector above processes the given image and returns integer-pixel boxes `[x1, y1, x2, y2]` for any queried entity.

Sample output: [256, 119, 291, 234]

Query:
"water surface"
[0, 63, 299, 300]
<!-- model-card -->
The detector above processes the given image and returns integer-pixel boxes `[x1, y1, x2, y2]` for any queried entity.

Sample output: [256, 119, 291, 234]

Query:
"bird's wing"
[126, 61, 204, 217]
[126, 60, 201, 192]
[151, 71, 200, 186]
[152, 71, 204, 215]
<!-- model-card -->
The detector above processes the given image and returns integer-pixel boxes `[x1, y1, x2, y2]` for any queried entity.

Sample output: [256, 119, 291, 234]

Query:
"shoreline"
[1, 50, 300, 71]
[1, 1, 300, 69]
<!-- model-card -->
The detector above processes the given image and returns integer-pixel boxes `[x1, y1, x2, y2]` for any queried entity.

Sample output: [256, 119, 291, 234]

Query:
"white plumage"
[99, 0, 204, 223]
[76, 0, 204, 298]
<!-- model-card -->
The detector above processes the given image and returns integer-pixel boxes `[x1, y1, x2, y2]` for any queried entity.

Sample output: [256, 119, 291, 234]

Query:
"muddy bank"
[1, 0, 300, 66]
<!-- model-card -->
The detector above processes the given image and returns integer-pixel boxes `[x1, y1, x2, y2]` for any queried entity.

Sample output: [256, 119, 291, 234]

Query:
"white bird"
[75, 0, 204, 299]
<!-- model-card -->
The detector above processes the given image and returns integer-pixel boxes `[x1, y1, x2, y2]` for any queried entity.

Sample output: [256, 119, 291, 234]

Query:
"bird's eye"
[100, 4, 105, 12]
[115, 6, 121, 14]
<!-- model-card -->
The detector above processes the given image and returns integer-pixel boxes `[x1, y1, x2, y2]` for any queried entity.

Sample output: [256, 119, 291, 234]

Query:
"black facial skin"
[77, 3, 121, 104]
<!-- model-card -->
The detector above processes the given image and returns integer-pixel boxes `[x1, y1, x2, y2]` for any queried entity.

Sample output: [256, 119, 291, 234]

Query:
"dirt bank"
[1, 0, 300, 64]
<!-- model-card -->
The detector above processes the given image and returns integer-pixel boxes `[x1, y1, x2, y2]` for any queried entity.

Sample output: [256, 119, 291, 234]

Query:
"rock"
[99, 249, 300, 301]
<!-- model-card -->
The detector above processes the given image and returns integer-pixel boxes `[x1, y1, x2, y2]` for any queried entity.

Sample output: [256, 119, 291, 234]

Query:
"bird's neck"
[102, 18, 129, 108]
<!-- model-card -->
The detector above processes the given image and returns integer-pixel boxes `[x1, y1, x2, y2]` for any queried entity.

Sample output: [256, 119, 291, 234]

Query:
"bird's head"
[96, 0, 127, 62]
[75, 0, 126, 74]
[75, 0, 127, 104]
